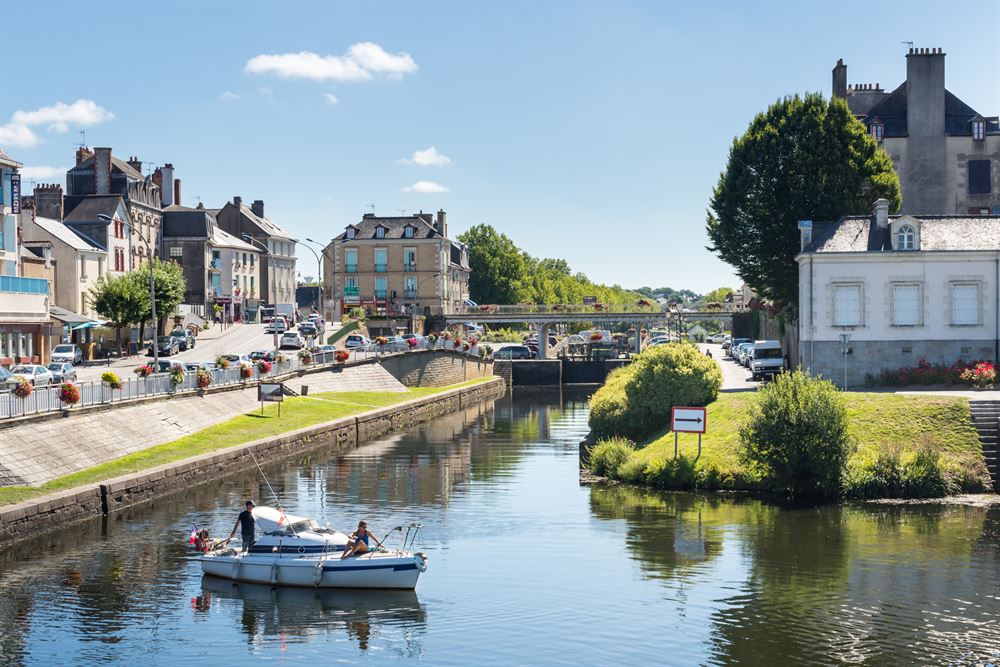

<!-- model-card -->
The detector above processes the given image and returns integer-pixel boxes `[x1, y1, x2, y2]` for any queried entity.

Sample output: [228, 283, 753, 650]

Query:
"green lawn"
[0, 377, 494, 507]
[631, 392, 986, 484]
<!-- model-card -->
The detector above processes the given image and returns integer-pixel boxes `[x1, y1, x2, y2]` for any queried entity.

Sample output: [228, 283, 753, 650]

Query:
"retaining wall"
[0, 377, 505, 547]
[380, 349, 492, 387]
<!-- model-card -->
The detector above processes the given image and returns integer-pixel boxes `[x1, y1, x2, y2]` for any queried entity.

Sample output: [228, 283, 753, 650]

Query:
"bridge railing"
[452, 303, 665, 316]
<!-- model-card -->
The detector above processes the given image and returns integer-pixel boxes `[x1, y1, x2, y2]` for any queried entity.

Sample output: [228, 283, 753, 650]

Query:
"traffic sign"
[671, 406, 706, 433]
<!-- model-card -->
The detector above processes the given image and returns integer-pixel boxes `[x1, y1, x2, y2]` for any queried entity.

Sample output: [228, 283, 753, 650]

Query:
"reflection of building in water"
[201, 577, 427, 656]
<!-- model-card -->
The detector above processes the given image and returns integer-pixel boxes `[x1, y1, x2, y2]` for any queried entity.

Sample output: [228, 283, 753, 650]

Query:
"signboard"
[671, 406, 706, 434]
[344, 286, 360, 297]
[582, 295, 597, 305]
[344, 296, 360, 305]
[10, 174, 20, 214]
[259, 382, 284, 402]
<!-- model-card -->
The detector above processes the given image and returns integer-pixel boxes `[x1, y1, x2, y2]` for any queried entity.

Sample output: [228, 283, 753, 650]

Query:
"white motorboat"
[200, 507, 428, 590]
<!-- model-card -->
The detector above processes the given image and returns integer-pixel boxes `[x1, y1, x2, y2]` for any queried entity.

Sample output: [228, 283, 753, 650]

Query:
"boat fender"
[313, 561, 324, 587]
[270, 563, 279, 585]
[415, 552, 428, 573]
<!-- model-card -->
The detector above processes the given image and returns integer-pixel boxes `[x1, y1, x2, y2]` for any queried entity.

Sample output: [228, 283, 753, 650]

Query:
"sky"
[1, 1, 998, 292]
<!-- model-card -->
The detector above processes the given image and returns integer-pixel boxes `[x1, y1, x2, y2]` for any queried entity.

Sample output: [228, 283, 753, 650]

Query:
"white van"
[751, 340, 785, 380]
[579, 329, 613, 344]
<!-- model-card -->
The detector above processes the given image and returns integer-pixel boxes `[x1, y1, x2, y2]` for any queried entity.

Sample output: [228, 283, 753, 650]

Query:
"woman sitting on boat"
[341, 521, 382, 559]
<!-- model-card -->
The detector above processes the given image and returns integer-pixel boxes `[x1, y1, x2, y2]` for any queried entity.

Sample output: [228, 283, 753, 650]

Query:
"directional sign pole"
[674, 432, 679, 459]
[697, 433, 702, 462]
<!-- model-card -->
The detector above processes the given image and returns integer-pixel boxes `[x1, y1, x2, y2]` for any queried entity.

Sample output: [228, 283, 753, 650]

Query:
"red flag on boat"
[188, 529, 197, 545]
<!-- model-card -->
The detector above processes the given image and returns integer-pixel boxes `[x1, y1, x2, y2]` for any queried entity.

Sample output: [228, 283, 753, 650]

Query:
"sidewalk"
[195, 321, 243, 342]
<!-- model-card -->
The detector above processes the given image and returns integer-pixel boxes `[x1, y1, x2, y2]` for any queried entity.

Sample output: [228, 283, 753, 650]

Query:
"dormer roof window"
[870, 119, 884, 143]
[375, 225, 387, 239]
[345, 225, 356, 240]
[972, 116, 986, 141]
[403, 225, 415, 239]
[896, 224, 915, 250]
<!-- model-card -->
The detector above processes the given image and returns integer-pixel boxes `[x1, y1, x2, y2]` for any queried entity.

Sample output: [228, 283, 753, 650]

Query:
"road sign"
[671, 406, 706, 433]
[583, 296, 598, 305]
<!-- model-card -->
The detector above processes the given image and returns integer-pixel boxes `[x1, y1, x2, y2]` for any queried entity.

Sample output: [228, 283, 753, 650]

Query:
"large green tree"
[131, 259, 186, 338]
[458, 224, 528, 304]
[90, 273, 147, 352]
[706, 94, 900, 306]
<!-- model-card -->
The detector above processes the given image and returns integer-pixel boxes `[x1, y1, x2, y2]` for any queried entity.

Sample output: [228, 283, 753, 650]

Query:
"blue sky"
[1, 1, 998, 292]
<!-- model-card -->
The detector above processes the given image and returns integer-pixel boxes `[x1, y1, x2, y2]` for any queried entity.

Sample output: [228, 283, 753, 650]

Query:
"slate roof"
[806, 214, 1000, 253]
[30, 216, 103, 252]
[333, 214, 440, 241]
[68, 154, 144, 180]
[211, 226, 258, 252]
[63, 195, 125, 223]
[238, 204, 294, 241]
[857, 83, 1000, 137]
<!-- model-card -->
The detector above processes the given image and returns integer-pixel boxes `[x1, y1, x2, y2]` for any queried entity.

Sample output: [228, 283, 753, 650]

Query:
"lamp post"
[242, 235, 277, 352]
[839, 332, 851, 390]
[301, 239, 327, 321]
[97, 213, 158, 369]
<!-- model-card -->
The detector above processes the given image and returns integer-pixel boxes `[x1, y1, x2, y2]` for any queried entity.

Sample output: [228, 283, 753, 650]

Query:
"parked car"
[344, 334, 371, 349]
[279, 332, 305, 349]
[170, 329, 196, 350]
[721, 335, 734, 351]
[50, 343, 83, 365]
[0, 367, 13, 386]
[298, 322, 319, 338]
[46, 362, 77, 383]
[248, 350, 277, 362]
[313, 345, 337, 355]
[10, 364, 53, 386]
[154, 360, 175, 373]
[265, 318, 288, 334]
[150, 335, 180, 357]
[219, 354, 251, 365]
[751, 340, 785, 380]
[492, 345, 533, 360]
[307, 314, 326, 332]
[740, 344, 755, 367]
[729, 338, 751, 359]
[579, 329, 613, 344]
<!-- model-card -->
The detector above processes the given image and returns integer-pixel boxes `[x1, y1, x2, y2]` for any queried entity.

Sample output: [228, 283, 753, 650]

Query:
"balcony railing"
[375, 263, 387, 273]
[403, 263, 417, 272]
[403, 290, 417, 299]
[345, 264, 358, 273]
[0, 275, 49, 294]
[374, 290, 388, 299]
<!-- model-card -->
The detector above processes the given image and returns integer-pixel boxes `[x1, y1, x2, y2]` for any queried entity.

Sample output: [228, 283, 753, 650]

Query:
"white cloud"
[245, 42, 416, 82]
[399, 146, 451, 167]
[0, 123, 38, 147]
[322, 93, 339, 105]
[19, 165, 67, 181]
[11, 99, 114, 133]
[218, 91, 243, 101]
[402, 180, 450, 194]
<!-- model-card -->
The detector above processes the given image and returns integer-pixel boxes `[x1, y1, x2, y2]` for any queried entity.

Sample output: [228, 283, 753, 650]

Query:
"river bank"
[0, 376, 505, 546]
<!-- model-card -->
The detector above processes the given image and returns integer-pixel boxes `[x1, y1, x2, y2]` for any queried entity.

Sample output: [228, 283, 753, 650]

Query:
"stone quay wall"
[0, 377, 506, 547]
[380, 349, 493, 387]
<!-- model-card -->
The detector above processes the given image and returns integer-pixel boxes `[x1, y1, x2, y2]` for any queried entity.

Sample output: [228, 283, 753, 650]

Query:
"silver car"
[46, 362, 77, 383]
[10, 364, 54, 386]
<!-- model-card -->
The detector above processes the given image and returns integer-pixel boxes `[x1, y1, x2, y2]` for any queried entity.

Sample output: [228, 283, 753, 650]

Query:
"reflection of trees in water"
[201, 577, 427, 658]
[0, 594, 31, 665]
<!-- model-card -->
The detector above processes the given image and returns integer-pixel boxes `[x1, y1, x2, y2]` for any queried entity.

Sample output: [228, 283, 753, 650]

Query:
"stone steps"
[969, 400, 1000, 490]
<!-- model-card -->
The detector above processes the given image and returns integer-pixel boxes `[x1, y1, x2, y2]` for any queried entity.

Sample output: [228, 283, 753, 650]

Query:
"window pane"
[969, 160, 991, 195]
[952, 285, 979, 325]
[833, 285, 861, 326]
[892, 285, 919, 325]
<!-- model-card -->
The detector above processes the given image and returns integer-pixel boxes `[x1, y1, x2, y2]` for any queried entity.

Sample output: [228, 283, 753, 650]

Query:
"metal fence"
[0, 343, 482, 420]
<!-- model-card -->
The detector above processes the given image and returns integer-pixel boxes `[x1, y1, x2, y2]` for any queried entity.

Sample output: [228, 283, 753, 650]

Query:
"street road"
[698, 343, 760, 391]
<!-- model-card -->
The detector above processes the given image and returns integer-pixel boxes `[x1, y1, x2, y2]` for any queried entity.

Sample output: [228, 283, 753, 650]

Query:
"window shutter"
[952, 285, 979, 325]
[892, 285, 919, 326]
[834, 285, 861, 326]
[969, 160, 991, 195]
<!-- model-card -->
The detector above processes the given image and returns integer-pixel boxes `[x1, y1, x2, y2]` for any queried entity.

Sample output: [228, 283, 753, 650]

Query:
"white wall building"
[21, 215, 105, 318]
[797, 199, 1000, 386]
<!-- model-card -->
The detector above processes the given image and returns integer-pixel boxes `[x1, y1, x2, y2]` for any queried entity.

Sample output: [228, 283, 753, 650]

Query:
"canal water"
[1, 389, 1000, 665]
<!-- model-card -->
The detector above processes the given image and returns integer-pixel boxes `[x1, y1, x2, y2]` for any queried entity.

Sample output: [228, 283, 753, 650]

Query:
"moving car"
[46, 362, 77, 383]
[265, 317, 288, 334]
[10, 364, 53, 386]
[50, 344, 83, 365]
[344, 334, 371, 349]
[298, 322, 319, 338]
[279, 332, 305, 349]
[170, 329, 196, 350]
[751, 340, 785, 380]
[492, 345, 533, 360]
[150, 335, 180, 357]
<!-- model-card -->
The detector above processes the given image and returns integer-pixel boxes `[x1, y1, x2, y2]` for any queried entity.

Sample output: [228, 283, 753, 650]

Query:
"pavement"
[698, 343, 760, 392]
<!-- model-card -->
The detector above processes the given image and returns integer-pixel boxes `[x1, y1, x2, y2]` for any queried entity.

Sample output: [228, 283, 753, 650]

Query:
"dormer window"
[403, 225, 414, 239]
[870, 120, 884, 143]
[375, 226, 386, 239]
[345, 226, 356, 240]
[972, 118, 986, 141]
[896, 224, 915, 250]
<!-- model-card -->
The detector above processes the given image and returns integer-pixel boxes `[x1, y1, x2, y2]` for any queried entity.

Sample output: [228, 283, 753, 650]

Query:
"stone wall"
[380, 349, 492, 387]
[0, 377, 505, 547]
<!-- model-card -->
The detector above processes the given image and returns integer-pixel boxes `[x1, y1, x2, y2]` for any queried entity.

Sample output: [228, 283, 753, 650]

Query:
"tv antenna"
[901, 41, 914, 48]
[396, 209, 407, 215]
[76, 130, 86, 148]
[367, 203, 376, 213]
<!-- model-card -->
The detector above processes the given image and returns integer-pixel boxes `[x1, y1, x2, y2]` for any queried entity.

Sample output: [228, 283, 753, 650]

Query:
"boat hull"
[201, 552, 427, 590]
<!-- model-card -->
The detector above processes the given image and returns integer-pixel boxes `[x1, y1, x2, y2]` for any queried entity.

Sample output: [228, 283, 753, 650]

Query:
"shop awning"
[50, 305, 97, 326]
[71, 321, 102, 330]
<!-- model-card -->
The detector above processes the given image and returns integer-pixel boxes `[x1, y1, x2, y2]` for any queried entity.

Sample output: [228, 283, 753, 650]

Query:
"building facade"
[20, 214, 104, 319]
[322, 210, 470, 323]
[797, 199, 1000, 387]
[832, 48, 1000, 215]
[63, 196, 133, 277]
[214, 197, 295, 308]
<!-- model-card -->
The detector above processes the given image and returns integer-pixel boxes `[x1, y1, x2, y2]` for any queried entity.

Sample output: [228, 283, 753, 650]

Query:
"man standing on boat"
[229, 500, 256, 552]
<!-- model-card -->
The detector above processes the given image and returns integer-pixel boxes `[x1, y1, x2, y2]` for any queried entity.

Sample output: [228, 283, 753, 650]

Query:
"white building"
[797, 199, 1000, 386]
[21, 215, 105, 319]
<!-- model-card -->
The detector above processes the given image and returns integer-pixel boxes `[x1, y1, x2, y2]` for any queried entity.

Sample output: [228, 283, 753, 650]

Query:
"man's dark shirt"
[238, 509, 255, 536]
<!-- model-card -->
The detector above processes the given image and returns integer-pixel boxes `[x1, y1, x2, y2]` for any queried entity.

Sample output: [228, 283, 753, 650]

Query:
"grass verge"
[0, 377, 495, 507]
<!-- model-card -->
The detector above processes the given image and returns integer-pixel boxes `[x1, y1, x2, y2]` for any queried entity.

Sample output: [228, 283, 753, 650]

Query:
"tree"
[703, 286, 734, 304]
[458, 224, 528, 304]
[132, 259, 186, 338]
[90, 273, 147, 352]
[706, 94, 900, 306]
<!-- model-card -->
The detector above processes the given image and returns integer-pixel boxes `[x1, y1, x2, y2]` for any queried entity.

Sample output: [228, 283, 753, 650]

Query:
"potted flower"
[101, 371, 123, 390]
[375, 335, 389, 346]
[274, 352, 287, 363]
[961, 361, 997, 389]
[637, 298, 652, 307]
[589, 332, 604, 343]
[239, 362, 254, 380]
[335, 350, 350, 363]
[59, 382, 80, 407]
[215, 355, 231, 370]
[426, 333, 437, 345]
[169, 364, 185, 388]
[462, 342, 471, 352]
[195, 368, 212, 389]
[298, 349, 313, 364]
[406, 337, 418, 348]
[133, 364, 154, 378]
[11, 375, 32, 399]
[256, 359, 273, 374]
[593, 303, 606, 311]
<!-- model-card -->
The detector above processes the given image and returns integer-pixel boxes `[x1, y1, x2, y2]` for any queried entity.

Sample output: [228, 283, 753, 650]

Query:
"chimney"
[251, 200, 265, 217]
[874, 199, 890, 229]
[797, 220, 813, 251]
[174, 178, 182, 207]
[160, 163, 174, 206]
[34, 183, 64, 220]
[128, 156, 143, 174]
[151, 167, 163, 193]
[904, 47, 946, 213]
[75, 146, 93, 166]
[832, 58, 847, 99]
[94, 147, 112, 195]
[233, 196, 242, 210]
[435, 209, 448, 238]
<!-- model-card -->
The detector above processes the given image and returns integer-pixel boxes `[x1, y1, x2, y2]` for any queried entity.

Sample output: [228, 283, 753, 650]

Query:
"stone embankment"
[0, 376, 505, 546]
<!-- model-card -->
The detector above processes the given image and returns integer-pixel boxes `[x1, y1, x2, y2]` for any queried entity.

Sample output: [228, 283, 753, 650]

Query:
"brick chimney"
[251, 199, 264, 217]
[874, 198, 890, 229]
[34, 184, 64, 220]
[832, 58, 847, 99]
[173, 178, 181, 207]
[152, 167, 163, 193]
[435, 209, 447, 238]
[128, 156, 143, 174]
[233, 196, 242, 209]
[94, 147, 112, 194]
[75, 146, 93, 166]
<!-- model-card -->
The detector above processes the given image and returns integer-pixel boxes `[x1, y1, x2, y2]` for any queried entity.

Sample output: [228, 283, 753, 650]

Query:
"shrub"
[59, 382, 80, 405]
[101, 371, 123, 389]
[644, 455, 697, 490]
[902, 447, 955, 497]
[587, 436, 635, 477]
[960, 361, 996, 388]
[739, 369, 851, 498]
[588, 342, 722, 441]
[614, 456, 649, 483]
[844, 448, 905, 499]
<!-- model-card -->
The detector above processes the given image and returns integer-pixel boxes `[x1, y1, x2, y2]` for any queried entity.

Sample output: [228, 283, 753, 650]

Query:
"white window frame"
[896, 225, 915, 250]
[871, 122, 884, 143]
[950, 282, 981, 326]
[404, 226, 414, 239]
[973, 120, 985, 141]
[832, 283, 862, 327]
[891, 283, 921, 327]
[375, 226, 386, 239]
[346, 227, 356, 240]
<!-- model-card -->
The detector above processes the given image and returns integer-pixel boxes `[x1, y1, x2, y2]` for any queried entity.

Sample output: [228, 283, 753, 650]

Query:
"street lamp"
[241, 234, 270, 324]
[97, 213, 159, 369]
[302, 238, 328, 321]
[839, 332, 852, 390]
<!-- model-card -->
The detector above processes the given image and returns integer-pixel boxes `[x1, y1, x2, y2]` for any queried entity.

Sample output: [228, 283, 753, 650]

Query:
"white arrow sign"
[672, 406, 707, 434]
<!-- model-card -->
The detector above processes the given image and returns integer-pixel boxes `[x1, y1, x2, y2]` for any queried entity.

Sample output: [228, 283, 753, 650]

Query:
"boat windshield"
[283, 519, 321, 534]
